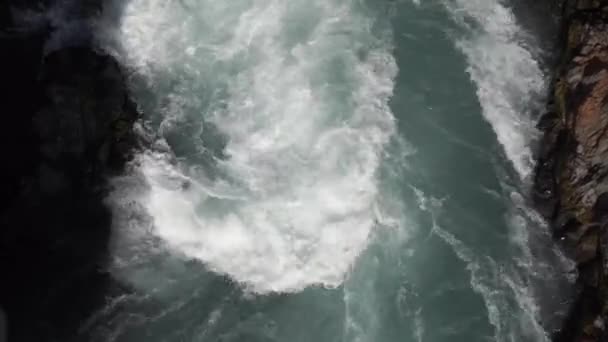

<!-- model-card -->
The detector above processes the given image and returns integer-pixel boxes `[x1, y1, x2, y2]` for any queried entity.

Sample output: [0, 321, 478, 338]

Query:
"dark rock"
[0, 2, 12, 29]
[600, 224, 608, 271]
[576, 229, 600, 264]
[555, 211, 582, 236]
[593, 192, 608, 221]
[0, 309, 5, 342]
[579, 259, 601, 287]
[36, 46, 138, 175]
[566, 223, 600, 244]
[0, 6, 139, 341]
[0, 24, 47, 209]
[534, 0, 608, 341]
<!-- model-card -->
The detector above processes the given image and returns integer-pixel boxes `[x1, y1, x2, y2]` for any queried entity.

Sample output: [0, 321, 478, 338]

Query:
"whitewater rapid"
[88, 0, 576, 341]
[444, 0, 546, 180]
[438, 1, 573, 340]
[107, 0, 398, 293]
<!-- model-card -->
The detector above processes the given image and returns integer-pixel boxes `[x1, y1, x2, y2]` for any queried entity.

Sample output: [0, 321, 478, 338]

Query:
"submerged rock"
[535, 0, 608, 341]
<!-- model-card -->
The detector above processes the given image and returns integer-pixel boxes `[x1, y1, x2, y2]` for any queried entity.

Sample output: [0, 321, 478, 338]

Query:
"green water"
[88, 0, 574, 341]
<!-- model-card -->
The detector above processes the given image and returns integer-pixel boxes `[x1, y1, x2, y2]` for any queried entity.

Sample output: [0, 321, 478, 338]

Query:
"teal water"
[88, 0, 574, 341]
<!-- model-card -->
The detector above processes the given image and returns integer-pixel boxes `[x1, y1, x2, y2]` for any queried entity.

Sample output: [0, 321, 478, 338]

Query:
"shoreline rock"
[534, 0, 608, 341]
[0, 2, 139, 340]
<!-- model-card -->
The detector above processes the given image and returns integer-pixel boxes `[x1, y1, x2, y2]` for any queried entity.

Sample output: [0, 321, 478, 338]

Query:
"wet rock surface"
[0, 1, 138, 341]
[534, 0, 608, 341]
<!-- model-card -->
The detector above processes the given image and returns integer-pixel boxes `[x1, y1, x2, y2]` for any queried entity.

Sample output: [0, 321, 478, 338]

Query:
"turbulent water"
[72, 0, 575, 340]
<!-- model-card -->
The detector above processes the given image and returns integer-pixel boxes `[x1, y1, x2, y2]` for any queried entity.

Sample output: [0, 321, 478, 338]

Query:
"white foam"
[440, 2, 574, 337]
[112, 0, 397, 293]
[431, 224, 504, 338]
[413, 309, 425, 342]
[411, 183, 551, 341]
[444, 0, 545, 179]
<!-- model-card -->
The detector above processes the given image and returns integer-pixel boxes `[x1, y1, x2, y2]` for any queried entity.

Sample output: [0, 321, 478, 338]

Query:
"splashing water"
[110, 0, 397, 293]
[444, 0, 545, 179]
[85, 0, 575, 341]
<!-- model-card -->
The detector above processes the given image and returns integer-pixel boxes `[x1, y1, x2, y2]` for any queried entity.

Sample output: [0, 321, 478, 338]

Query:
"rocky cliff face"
[0, 1, 138, 341]
[534, 0, 608, 341]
